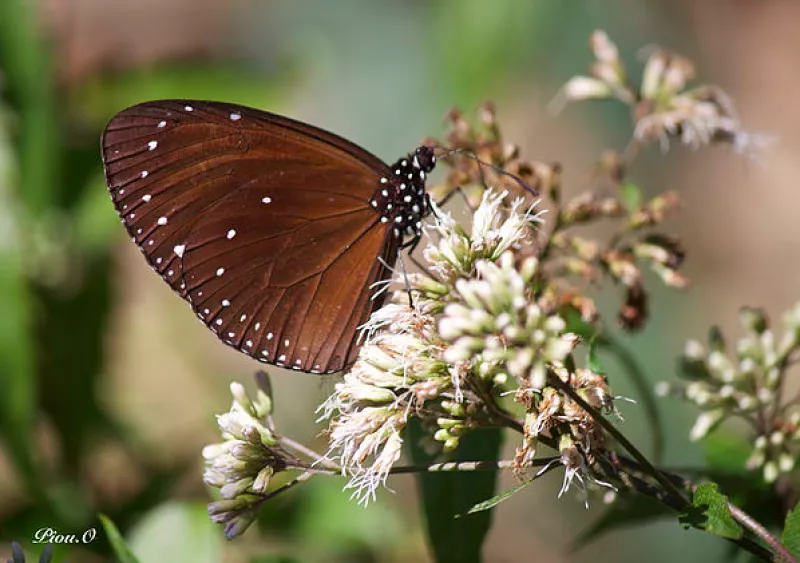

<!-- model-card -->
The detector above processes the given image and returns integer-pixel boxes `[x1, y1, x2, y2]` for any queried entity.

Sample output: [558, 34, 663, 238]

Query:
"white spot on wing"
[142, 194, 152, 202]
[148, 141, 158, 151]
[173, 244, 186, 257]
[185, 105, 194, 111]
[226, 229, 236, 239]
[158, 121, 167, 128]
[141, 171, 148, 178]
[230, 113, 241, 121]
[222, 299, 230, 307]
[216, 268, 225, 276]
[261, 196, 272, 204]
[157, 216, 168, 225]
[267, 332, 274, 340]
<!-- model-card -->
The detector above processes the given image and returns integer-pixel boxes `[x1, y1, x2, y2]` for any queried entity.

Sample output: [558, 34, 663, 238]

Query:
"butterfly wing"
[102, 100, 395, 373]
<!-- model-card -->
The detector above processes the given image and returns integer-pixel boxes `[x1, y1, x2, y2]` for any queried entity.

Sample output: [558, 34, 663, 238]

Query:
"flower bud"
[690, 409, 724, 441]
[563, 76, 613, 101]
[740, 307, 768, 334]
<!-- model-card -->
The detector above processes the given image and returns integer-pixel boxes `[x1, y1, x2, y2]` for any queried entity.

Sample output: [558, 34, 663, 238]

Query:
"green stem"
[597, 331, 664, 461]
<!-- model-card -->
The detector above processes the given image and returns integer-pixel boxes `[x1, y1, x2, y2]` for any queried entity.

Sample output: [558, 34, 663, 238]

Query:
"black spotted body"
[369, 146, 436, 240]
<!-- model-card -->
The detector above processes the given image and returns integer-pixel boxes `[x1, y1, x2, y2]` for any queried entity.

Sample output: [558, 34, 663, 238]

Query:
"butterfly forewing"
[102, 100, 394, 373]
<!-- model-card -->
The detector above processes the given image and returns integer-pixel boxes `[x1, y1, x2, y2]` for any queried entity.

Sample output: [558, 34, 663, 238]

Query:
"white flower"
[424, 190, 544, 282]
[439, 252, 574, 389]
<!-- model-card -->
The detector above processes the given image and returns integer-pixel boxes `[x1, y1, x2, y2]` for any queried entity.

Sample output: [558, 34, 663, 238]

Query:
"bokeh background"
[0, 1, 798, 561]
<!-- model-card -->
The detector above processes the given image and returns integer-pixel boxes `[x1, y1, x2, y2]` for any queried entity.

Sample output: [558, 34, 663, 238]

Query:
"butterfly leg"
[395, 250, 415, 308]
[433, 186, 476, 213]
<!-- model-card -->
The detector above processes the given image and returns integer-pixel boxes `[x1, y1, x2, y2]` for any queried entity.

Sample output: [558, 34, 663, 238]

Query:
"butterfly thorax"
[369, 146, 436, 240]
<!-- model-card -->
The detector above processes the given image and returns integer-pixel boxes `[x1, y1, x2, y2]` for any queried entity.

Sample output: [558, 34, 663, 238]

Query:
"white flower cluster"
[439, 252, 575, 390]
[555, 30, 768, 156]
[203, 381, 286, 538]
[320, 190, 547, 503]
[424, 190, 544, 283]
[659, 302, 800, 483]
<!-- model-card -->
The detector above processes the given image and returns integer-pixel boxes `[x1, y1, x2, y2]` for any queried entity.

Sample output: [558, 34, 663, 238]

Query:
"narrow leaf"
[587, 339, 605, 375]
[562, 306, 601, 340]
[467, 478, 532, 515]
[100, 514, 141, 563]
[407, 421, 502, 563]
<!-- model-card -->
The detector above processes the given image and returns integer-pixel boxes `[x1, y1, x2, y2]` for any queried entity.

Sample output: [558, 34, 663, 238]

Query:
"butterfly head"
[412, 146, 437, 173]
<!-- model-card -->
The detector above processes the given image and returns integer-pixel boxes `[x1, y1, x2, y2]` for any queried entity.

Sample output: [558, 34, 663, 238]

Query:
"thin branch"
[278, 435, 339, 470]
[726, 499, 796, 563]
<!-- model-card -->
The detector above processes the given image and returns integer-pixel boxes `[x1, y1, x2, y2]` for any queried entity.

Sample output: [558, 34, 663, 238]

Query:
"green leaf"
[783, 502, 800, 558]
[587, 338, 605, 375]
[99, 514, 141, 563]
[619, 182, 643, 213]
[407, 421, 503, 563]
[467, 478, 532, 515]
[573, 492, 671, 550]
[562, 305, 601, 340]
[679, 482, 743, 540]
[127, 502, 222, 563]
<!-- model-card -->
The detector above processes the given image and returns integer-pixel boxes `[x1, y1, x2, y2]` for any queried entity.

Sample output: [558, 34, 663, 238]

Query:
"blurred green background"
[1, 0, 798, 561]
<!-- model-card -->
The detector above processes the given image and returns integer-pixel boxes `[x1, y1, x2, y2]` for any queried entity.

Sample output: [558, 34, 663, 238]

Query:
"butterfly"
[101, 100, 437, 374]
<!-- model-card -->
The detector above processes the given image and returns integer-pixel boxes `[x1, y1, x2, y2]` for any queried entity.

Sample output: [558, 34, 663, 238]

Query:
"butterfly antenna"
[431, 145, 539, 197]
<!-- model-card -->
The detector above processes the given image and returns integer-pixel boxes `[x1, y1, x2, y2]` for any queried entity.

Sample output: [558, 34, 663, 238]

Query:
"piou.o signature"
[32, 527, 97, 545]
